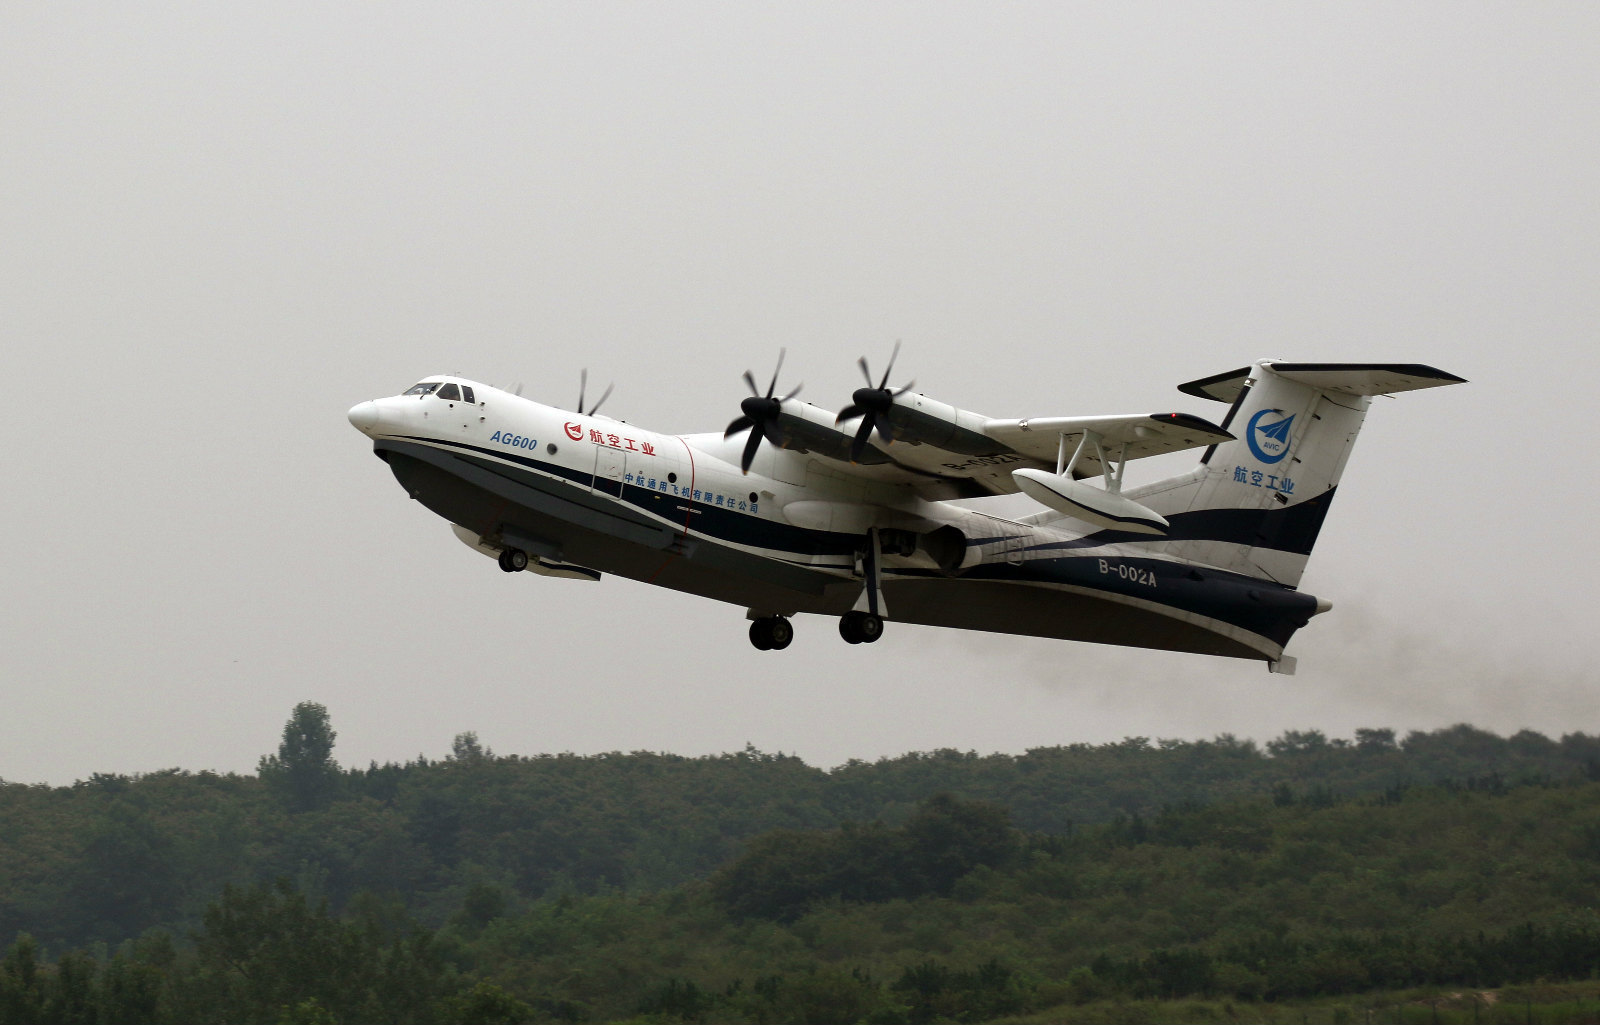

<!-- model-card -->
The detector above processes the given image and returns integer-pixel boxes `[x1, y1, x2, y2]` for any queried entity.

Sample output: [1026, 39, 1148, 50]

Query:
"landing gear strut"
[838, 610, 883, 644]
[840, 526, 887, 644]
[748, 616, 794, 651]
[497, 548, 528, 573]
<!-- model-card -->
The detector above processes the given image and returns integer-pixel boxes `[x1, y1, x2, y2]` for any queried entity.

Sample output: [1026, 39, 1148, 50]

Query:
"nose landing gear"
[497, 548, 529, 573]
[748, 616, 794, 651]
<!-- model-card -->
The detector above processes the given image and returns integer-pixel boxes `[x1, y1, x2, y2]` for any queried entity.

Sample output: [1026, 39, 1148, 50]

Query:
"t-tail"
[1126, 361, 1465, 588]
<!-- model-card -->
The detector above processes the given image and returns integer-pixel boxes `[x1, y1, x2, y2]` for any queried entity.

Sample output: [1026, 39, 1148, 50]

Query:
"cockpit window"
[462, 386, 475, 403]
[403, 382, 441, 396]
[437, 383, 461, 401]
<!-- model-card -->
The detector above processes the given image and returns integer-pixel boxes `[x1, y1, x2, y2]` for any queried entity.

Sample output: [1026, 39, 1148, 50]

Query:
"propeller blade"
[725, 415, 755, 439]
[857, 356, 873, 388]
[878, 340, 901, 390]
[766, 348, 786, 399]
[587, 382, 614, 416]
[779, 384, 802, 403]
[836, 403, 863, 424]
[761, 419, 786, 447]
[577, 368, 587, 413]
[740, 426, 764, 473]
[742, 370, 759, 397]
[850, 417, 875, 462]
[873, 412, 895, 445]
[893, 381, 915, 398]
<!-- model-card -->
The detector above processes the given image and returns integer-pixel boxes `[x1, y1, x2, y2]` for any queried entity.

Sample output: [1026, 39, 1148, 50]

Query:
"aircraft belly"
[376, 439, 848, 611]
[881, 577, 1278, 661]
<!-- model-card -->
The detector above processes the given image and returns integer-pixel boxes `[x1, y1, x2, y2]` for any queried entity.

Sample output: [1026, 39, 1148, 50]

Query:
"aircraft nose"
[347, 401, 381, 433]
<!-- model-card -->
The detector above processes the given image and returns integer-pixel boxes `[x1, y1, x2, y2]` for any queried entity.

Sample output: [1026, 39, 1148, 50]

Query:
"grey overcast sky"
[3, 4, 1597, 786]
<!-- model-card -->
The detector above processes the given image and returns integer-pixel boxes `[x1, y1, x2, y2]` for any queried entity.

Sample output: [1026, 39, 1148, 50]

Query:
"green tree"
[194, 878, 450, 1025]
[449, 732, 490, 765]
[43, 949, 99, 1025]
[259, 702, 341, 811]
[195, 878, 360, 1021]
[445, 982, 533, 1025]
[899, 793, 1016, 895]
[0, 935, 43, 1025]
[277, 996, 338, 1025]
[72, 797, 180, 940]
[100, 950, 164, 1025]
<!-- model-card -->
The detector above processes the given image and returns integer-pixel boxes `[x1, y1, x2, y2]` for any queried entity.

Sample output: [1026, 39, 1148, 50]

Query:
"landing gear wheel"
[749, 616, 794, 651]
[839, 610, 883, 644]
[498, 548, 528, 573]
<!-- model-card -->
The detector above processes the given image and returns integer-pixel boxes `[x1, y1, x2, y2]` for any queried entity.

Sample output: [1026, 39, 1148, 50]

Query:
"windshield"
[402, 381, 441, 396]
[437, 383, 461, 401]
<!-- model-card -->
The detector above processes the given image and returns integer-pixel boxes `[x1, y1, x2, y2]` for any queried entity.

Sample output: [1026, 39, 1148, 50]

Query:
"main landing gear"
[838, 610, 884, 645]
[748, 612, 885, 649]
[748, 616, 794, 651]
[497, 548, 528, 573]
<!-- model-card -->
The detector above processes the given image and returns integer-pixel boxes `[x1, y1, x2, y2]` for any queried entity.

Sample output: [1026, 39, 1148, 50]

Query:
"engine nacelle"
[885, 394, 1006, 456]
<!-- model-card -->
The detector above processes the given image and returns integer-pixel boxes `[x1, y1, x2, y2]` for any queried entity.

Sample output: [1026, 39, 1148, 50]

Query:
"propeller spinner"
[836, 341, 914, 462]
[724, 349, 802, 474]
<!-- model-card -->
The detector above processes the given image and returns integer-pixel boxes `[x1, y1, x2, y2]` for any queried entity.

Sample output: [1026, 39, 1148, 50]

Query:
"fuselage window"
[403, 382, 441, 396]
[462, 386, 475, 403]
[437, 383, 461, 401]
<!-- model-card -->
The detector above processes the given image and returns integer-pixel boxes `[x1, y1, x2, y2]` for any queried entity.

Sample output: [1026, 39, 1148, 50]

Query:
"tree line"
[7, 705, 1600, 1021]
[7, 704, 1600, 956]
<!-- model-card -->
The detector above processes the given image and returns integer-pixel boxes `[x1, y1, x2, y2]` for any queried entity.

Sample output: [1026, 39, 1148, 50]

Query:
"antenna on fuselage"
[577, 368, 613, 416]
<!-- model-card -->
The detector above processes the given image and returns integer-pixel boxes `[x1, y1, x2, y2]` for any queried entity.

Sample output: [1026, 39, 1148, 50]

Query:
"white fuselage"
[349, 375, 1326, 664]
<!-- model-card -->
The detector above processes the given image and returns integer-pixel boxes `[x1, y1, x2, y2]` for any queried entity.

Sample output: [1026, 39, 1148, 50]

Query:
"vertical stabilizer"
[1131, 361, 1464, 587]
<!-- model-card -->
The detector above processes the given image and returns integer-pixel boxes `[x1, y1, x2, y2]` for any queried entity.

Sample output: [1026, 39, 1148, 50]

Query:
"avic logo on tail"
[1246, 409, 1294, 464]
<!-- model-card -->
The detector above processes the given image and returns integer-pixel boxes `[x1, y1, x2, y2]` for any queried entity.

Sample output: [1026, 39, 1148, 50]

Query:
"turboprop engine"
[836, 344, 1009, 461]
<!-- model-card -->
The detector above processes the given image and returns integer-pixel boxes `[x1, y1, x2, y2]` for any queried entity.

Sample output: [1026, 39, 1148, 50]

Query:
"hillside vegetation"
[4, 708, 1600, 1023]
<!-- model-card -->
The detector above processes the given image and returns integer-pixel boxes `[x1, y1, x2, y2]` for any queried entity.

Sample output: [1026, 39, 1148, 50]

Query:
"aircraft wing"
[980, 412, 1234, 478]
[712, 397, 1231, 497]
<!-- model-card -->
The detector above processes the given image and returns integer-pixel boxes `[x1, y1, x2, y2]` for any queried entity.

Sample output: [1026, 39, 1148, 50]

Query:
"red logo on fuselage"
[563, 421, 583, 440]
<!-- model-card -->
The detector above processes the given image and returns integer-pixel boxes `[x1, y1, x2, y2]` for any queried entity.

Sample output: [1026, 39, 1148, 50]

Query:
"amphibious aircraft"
[347, 353, 1463, 672]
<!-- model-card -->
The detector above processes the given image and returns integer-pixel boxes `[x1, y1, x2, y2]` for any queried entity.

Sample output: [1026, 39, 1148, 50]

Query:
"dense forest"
[5, 706, 1600, 1023]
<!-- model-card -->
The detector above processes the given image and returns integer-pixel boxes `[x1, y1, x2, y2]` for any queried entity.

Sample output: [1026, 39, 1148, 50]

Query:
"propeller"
[835, 341, 914, 462]
[577, 368, 613, 416]
[724, 349, 802, 474]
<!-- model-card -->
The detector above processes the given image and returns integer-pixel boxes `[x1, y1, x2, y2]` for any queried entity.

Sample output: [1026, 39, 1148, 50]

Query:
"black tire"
[499, 548, 528, 573]
[839, 614, 863, 644]
[749, 619, 774, 650]
[768, 617, 794, 650]
[857, 612, 883, 643]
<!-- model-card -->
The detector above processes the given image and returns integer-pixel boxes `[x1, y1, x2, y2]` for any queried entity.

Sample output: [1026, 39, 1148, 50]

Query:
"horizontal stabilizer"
[1179, 362, 1466, 403]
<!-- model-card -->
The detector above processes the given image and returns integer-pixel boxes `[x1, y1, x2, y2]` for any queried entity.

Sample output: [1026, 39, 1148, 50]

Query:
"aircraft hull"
[376, 437, 1299, 662]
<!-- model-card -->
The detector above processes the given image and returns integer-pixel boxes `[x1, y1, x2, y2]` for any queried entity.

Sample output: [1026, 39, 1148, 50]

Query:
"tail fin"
[1131, 361, 1464, 587]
